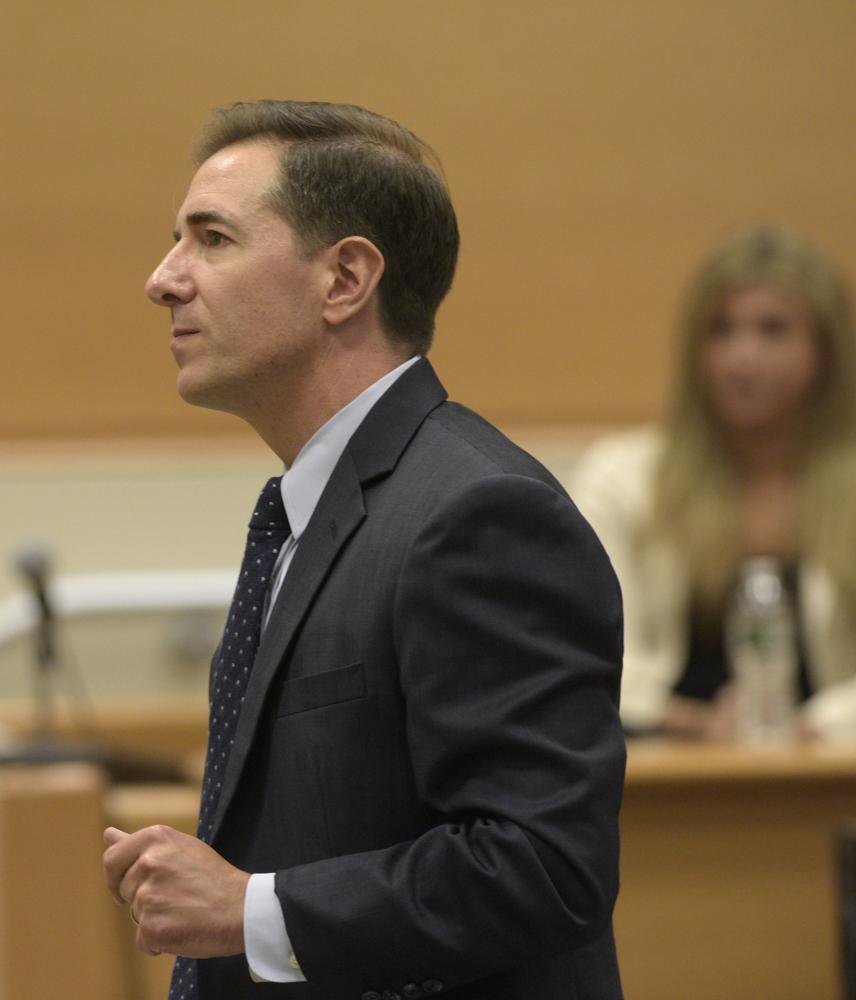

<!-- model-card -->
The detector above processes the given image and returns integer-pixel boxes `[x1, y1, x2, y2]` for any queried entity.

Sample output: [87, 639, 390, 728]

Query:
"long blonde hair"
[652, 225, 856, 614]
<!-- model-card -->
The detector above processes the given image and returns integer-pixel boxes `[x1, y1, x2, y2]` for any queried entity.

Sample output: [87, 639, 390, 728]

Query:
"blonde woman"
[572, 225, 856, 741]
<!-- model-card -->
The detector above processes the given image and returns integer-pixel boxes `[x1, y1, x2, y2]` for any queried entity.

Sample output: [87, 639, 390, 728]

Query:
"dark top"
[673, 562, 813, 703]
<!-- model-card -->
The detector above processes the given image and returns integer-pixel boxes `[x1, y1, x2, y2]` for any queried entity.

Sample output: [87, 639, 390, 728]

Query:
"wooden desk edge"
[627, 740, 856, 785]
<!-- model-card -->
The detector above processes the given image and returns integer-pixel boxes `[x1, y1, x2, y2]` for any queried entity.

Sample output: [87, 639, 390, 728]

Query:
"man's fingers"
[102, 824, 246, 958]
[103, 826, 128, 847]
[102, 825, 142, 904]
[104, 824, 181, 909]
[135, 924, 162, 957]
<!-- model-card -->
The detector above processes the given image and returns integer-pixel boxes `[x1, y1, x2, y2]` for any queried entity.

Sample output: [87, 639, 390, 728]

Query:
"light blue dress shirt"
[243, 356, 419, 983]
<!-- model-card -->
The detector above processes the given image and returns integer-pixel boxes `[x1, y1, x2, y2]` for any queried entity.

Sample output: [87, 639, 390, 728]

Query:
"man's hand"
[102, 825, 249, 958]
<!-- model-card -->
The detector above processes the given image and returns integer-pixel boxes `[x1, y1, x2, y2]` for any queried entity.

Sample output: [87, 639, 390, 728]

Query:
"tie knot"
[249, 476, 290, 535]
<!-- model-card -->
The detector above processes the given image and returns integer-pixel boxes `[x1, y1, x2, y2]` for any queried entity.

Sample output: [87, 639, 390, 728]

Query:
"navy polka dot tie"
[169, 476, 290, 999]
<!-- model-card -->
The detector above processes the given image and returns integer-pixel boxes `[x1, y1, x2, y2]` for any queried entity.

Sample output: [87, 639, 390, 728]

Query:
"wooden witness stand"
[0, 700, 207, 1000]
[0, 703, 852, 1000]
[618, 741, 855, 1000]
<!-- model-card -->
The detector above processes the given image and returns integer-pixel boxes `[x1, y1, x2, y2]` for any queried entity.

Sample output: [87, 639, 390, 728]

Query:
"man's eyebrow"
[172, 210, 235, 242]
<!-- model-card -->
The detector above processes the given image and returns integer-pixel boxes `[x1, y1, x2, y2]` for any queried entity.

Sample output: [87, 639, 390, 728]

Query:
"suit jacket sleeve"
[276, 473, 625, 996]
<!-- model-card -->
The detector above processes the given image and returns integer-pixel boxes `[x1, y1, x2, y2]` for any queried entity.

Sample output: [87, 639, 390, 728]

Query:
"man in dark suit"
[103, 100, 625, 1000]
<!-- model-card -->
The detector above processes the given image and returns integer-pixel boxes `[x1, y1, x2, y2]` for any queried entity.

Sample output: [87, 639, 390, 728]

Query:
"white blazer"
[570, 427, 856, 742]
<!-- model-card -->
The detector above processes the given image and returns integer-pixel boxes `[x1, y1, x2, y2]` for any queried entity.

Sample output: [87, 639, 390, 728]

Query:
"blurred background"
[4, 0, 856, 444]
[2, 2, 856, 998]
[3, 0, 856, 583]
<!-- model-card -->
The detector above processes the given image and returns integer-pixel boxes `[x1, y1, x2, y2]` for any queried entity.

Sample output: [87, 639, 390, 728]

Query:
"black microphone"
[13, 542, 56, 666]
[5, 545, 182, 780]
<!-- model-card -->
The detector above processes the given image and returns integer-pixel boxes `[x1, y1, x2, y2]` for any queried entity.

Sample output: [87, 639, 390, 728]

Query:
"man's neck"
[247, 346, 414, 466]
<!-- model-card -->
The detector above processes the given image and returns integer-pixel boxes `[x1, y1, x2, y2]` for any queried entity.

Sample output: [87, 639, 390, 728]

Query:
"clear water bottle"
[726, 557, 797, 744]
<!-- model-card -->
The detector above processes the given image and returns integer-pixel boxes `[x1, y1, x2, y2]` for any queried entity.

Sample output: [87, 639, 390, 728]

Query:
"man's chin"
[176, 374, 238, 415]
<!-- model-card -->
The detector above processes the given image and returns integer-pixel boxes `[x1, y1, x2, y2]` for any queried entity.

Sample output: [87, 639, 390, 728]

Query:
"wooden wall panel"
[2, 0, 856, 440]
[0, 764, 126, 999]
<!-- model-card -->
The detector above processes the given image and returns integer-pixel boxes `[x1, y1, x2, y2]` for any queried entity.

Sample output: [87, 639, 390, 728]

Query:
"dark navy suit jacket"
[198, 359, 626, 1000]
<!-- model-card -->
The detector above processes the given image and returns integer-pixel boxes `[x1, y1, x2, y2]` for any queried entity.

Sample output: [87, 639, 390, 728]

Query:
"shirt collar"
[280, 356, 420, 539]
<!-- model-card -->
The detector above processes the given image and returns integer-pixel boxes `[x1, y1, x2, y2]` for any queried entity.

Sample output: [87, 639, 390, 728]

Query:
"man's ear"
[321, 237, 386, 327]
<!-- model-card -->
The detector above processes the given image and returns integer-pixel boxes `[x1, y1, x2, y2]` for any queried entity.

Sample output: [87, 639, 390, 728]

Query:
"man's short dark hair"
[194, 100, 460, 355]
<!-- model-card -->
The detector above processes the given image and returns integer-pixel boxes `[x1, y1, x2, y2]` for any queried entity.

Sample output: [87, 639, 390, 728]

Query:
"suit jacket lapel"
[211, 358, 447, 838]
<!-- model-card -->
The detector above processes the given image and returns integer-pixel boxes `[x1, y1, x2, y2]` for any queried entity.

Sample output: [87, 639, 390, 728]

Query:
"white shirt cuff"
[244, 872, 306, 983]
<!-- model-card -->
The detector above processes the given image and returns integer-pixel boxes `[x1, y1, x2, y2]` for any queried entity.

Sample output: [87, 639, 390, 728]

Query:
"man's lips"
[169, 328, 200, 357]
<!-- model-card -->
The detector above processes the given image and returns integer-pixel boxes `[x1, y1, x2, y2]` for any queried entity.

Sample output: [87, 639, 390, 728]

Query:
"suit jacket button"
[361, 993, 383, 1000]
[422, 982, 444, 995]
[402, 986, 422, 999]
[382, 992, 402, 1000]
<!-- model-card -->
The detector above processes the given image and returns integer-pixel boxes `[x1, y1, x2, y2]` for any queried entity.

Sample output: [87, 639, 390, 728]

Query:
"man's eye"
[204, 230, 228, 247]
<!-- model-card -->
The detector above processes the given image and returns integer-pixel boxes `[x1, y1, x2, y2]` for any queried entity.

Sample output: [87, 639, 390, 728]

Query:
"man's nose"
[145, 247, 193, 306]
